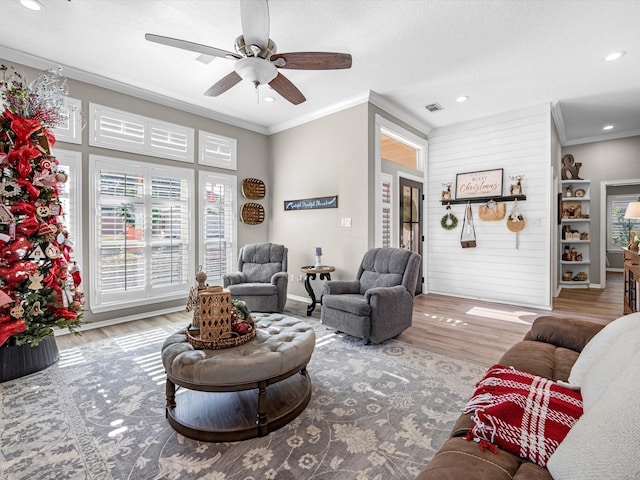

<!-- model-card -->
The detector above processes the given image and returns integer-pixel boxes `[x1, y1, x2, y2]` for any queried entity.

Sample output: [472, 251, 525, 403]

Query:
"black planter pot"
[0, 335, 60, 382]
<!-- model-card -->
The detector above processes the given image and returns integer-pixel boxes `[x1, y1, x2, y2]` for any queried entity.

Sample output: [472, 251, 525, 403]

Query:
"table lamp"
[624, 200, 640, 250]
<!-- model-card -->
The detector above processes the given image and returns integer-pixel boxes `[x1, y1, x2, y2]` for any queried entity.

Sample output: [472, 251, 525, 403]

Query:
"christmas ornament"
[40, 158, 52, 170]
[38, 222, 57, 237]
[10, 303, 24, 319]
[49, 204, 61, 216]
[0, 290, 13, 306]
[36, 205, 50, 217]
[28, 301, 43, 316]
[33, 170, 57, 188]
[55, 171, 68, 183]
[0, 204, 15, 224]
[28, 244, 45, 261]
[44, 243, 60, 259]
[0, 180, 21, 197]
[28, 272, 44, 290]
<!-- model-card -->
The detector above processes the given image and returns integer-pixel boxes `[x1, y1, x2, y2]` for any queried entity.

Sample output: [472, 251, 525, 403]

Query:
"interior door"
[399, 177, 423, 294]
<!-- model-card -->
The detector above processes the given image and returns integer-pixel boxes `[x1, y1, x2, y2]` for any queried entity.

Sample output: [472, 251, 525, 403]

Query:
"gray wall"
[269, 104, 370, 299]
[562, 135, 640, 283]
[0, 58, 271, 325]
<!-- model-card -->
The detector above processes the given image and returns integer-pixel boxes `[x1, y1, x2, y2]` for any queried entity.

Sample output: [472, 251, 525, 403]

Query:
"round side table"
[300, 265, 335, 316]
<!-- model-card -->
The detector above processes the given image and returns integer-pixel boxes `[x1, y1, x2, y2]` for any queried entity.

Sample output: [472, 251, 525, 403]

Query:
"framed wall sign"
[284, 195, 338, 211]
[455, 168, 503, 200]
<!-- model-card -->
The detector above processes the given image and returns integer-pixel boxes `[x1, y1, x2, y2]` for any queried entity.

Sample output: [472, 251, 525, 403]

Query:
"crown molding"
[367, 91, 432, 135]
[0, 46, 270, 135]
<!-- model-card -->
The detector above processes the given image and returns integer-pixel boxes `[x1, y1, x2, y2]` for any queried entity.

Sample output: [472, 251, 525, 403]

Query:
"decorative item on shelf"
[628, 231, 640, 251]
[314, 247, 322, 268]
[240, 202, 265, 224]
[241, 177, 266, 199]
[440, 203, 458, 230]
[460, 201, 477, 248]
[441, 182, 452, 201]
[478, 199, 506, 221]
[509, 174, 524, 195]
[561, 154, 583, 180]
[575, 272, 588, 282]
[562, 202, 581, 218]
[565, 184, 574, 197]
[506, 199, 526, 233]
[563, 271, 573, 281]
[575, 188, 586, 198]
[563, 245, 571, 261]
[580, 232, 589, 240]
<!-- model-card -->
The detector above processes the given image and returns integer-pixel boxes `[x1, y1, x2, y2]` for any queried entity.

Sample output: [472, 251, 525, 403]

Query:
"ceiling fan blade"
[204, 71, 243, 97]
[269, 72, 306, 105]
[145, 33, 240, 60]
[271, 52, 352, 70]
[240, 0, 270, 53]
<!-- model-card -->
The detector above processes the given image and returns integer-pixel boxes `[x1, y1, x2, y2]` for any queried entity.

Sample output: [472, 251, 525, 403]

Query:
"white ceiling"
[1, 0, 639, 144]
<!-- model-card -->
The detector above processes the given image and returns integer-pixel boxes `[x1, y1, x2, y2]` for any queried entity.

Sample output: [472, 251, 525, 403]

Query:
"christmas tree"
[0, 65, 83, 347]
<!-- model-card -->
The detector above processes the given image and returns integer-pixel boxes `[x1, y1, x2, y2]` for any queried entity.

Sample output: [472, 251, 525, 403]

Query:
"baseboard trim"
[54, 305, 185, 336]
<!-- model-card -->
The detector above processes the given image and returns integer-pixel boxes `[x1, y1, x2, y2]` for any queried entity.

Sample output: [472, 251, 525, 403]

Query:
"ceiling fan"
[145, 0, 352, 105]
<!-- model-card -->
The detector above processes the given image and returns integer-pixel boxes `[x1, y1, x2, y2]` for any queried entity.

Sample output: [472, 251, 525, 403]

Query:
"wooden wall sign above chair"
[242, 178, 266, 200]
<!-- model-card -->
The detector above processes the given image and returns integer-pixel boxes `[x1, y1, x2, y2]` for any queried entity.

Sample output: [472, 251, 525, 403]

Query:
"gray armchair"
[223, 243, 288, 313]
[320, 247, 421, 344]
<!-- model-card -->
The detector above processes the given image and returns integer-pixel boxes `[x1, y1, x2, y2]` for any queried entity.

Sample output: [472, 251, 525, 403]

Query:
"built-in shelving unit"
[623, 248, 640, 314]
[559, 180, 590, 287]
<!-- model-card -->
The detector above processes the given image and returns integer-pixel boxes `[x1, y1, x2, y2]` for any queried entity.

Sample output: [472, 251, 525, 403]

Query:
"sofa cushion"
[321, 293, 371, 316]
[227, 282, 277, 296]
[463, 365, 582, 467]
[547, 351, 640, 480]
[498, 340, 579, 381]
[579, 323, 640, 410]
[568, 312, 640, 386]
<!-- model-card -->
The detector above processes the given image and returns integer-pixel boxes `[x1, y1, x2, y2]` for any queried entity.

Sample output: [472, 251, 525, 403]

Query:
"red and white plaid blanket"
[463, 364, 583, 467]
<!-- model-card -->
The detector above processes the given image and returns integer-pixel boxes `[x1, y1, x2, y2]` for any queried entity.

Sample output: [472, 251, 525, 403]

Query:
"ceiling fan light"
[234, 57, 277, 86]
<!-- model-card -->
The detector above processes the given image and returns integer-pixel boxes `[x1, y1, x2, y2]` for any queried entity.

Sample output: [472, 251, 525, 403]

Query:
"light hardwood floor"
[56, 272, 624, 367]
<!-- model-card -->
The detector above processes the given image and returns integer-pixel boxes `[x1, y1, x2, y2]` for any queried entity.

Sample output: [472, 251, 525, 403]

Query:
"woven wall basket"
[240, 202, 265, 225]
[241, 178, 266, 200]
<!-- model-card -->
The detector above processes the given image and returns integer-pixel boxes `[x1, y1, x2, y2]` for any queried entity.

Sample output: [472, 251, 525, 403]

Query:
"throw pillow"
[463, 364, 583, 468]
[579, 323, 640, 410]
[568, 312, 640, 386]
[547, 351, 640, 480]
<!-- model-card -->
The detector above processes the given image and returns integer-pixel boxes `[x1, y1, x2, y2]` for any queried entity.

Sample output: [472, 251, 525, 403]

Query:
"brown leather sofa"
[416, 315, 604, 480]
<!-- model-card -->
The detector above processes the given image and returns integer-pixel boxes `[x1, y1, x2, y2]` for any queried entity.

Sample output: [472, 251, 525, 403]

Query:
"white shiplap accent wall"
[427, 104, 552, 309]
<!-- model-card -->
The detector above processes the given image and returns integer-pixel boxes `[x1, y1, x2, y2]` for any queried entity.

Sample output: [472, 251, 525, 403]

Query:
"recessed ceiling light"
[20, 0, 43, 10]
[603, 125, 614, 130]
[263, 96, 275, 103]
[604, 51, 626, 61]
[456, 96, 469, 103]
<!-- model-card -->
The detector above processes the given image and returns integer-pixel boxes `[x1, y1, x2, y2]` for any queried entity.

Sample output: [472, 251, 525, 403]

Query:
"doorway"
[399, 176, 423, 294]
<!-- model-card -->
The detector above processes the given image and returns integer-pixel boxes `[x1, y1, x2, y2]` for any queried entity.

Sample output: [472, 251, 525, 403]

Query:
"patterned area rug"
[0, 316, 486, 480]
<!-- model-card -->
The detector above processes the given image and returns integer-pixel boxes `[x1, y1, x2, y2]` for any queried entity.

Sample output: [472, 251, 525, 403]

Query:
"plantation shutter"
[201, 173, 236, 280]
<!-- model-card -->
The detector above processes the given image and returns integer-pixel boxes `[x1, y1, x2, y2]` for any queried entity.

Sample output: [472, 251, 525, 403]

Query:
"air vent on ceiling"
[425, 103, 444, 113]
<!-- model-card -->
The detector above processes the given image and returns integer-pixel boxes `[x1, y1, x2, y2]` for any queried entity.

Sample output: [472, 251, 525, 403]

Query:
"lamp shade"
[624, 201, 640, 219]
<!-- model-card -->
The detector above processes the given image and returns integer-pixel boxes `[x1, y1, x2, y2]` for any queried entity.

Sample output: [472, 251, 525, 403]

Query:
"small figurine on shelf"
[441, 182, 452, 201]
[509, 175, 524, 195]
[563, 245, 571, 261]
[314, 247, 322, 268]
[565, 184, 574, 197]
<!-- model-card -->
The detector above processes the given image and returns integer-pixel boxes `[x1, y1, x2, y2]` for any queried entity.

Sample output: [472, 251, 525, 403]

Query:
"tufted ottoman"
[161, 313, 316, 442]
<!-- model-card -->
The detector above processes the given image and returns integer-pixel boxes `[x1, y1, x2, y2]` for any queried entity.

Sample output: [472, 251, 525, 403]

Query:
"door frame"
[374, 114, 428, 294]
[398, 172, 424, 294]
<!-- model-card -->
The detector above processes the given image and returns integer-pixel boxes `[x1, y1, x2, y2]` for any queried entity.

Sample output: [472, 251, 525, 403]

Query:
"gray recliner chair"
[223, 243, 288, 313]
[320, 247, 421, 344]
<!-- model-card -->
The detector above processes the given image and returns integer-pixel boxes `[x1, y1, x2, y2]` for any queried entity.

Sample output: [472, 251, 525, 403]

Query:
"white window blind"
[89, 103, 194, 162]
[89, 155, 194, 312]
[380, 173, 392, 248]
[608, 195, 640, 251]
[52, 97, 82, 144]
[199, 172, 237, 282]
[199, 131, 237, 170]
[52, 148, 82, 266]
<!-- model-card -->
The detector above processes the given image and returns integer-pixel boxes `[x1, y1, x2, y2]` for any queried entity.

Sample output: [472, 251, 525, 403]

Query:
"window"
[199, 172, 237, 282]
[52, 97, 82, 144]
[89, 155, 194, 312]
[607, 194, 640, 251]
[199, 131, 237, 170]
[89, 103, 194, 162]
[52, 148, 82, 265]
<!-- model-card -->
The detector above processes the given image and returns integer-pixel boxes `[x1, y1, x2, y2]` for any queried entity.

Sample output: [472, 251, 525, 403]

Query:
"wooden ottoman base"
[165, 365, 312, 442]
